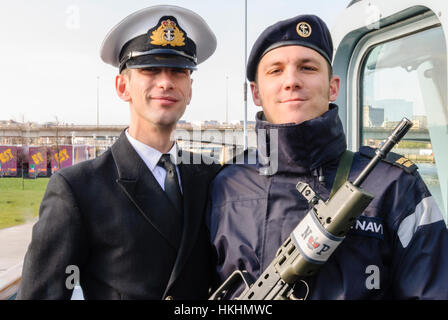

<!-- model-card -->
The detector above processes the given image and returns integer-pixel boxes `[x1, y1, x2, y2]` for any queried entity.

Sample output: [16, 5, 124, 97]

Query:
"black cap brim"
[122, 54, 197, 72]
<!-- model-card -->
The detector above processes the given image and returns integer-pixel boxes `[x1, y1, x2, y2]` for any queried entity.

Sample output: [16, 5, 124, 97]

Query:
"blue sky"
[0, 0, 350, 125]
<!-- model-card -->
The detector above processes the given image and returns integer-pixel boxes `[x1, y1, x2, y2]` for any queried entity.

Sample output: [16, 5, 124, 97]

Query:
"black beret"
[247, 14, 333, 81]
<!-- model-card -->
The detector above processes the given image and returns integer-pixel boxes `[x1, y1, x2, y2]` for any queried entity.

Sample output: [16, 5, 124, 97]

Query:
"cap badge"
[150, 19, 185, 47]
[296, 22, 312, 38]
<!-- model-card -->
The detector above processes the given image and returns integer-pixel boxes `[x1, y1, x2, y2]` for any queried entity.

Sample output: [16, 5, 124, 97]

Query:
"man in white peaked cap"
[18, 5, 220, 300]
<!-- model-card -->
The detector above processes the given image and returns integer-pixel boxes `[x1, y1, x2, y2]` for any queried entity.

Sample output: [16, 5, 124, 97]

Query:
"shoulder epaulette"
[359, 146, 418, 174]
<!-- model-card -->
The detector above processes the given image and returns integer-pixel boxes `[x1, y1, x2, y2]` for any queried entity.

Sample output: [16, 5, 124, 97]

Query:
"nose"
[283, 67, 302, 90]
[156, 70, 175, 90]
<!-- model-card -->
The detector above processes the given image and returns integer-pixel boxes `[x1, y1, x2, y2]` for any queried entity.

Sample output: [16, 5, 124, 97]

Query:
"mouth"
[280, 98, 307, 103]
[151, 96, 179, 104]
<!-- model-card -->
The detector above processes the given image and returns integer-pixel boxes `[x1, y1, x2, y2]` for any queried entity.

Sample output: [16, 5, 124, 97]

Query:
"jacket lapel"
[163, 153, 211, 297]
[111, 131, 182, 251]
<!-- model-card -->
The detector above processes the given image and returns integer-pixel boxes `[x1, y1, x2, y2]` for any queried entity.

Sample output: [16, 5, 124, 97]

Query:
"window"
[360, 26, 448, 222]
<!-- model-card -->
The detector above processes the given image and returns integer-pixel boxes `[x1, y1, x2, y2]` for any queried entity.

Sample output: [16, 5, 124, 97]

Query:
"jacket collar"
[256, 103, 347, 174]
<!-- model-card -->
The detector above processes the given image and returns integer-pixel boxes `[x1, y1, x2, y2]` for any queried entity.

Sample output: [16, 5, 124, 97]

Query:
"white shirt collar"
[125, 129, 178, 172]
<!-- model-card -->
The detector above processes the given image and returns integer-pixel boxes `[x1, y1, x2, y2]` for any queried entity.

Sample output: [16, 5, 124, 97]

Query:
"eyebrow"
[262, 56, 322, 68]
[300, 57, 322, 65]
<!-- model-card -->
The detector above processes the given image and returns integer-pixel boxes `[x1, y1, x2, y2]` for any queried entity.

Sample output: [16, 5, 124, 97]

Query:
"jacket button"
[165, 295, 174, 300]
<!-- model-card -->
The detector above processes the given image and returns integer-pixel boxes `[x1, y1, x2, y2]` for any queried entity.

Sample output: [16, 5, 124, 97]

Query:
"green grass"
[0, 177, 49, 229]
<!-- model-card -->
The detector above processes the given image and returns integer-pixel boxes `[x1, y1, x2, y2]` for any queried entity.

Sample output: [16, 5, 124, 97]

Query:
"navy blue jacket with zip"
[208, 104, 448, 299]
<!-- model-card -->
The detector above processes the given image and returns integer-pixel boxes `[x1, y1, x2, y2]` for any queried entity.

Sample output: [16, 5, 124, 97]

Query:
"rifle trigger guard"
[289, 280, 310, 300]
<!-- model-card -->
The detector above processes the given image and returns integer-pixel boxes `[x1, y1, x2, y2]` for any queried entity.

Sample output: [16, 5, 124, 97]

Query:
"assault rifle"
[210, 118, 413, 300]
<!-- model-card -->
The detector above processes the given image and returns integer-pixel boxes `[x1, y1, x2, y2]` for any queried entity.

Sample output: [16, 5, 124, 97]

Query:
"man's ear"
[329, 75, 340, 102]
[250, 81, 262, 106]
[115, 73, 131, 102]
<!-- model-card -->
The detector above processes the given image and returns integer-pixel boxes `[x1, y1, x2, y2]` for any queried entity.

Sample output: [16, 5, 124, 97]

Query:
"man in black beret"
[18, 5, 221, 300]
[208, 14, 448, 299]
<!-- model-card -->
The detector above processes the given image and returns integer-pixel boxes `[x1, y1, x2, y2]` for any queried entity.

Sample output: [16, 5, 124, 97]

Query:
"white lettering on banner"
[291, 211, 344, 263]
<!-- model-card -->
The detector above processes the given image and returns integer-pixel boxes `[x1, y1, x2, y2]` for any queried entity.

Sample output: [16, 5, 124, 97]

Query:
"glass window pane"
[361, 26, 448, 222]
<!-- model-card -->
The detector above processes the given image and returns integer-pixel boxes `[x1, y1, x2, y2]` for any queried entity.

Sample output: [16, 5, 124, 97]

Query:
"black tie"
[157, 154, 184, 221]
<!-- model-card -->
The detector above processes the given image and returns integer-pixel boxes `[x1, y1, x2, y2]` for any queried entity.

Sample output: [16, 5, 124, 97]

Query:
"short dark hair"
[327, 60, 333, 80]
[120, 68, 131, 79]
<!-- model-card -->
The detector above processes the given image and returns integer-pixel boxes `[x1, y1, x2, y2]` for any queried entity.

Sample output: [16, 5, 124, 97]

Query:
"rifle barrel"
[353, 118, 413, 187]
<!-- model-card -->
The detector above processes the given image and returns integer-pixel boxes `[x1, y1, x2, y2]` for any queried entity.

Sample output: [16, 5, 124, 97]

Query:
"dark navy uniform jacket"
[208, 104, 448, 299]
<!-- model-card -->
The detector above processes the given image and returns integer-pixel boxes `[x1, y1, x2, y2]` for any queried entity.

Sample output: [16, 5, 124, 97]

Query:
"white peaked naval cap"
[100, 5, 217, 72]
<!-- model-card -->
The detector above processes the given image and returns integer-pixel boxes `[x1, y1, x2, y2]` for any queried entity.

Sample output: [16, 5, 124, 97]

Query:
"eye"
[267, 67, 282, 75]
[171, 68, 190, 76]
[141, 67, 160, 74]
[302, 65, 318, 71]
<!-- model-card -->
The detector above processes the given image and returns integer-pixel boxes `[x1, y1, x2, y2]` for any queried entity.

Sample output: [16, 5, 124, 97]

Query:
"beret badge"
[296, 22, 312, 38]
